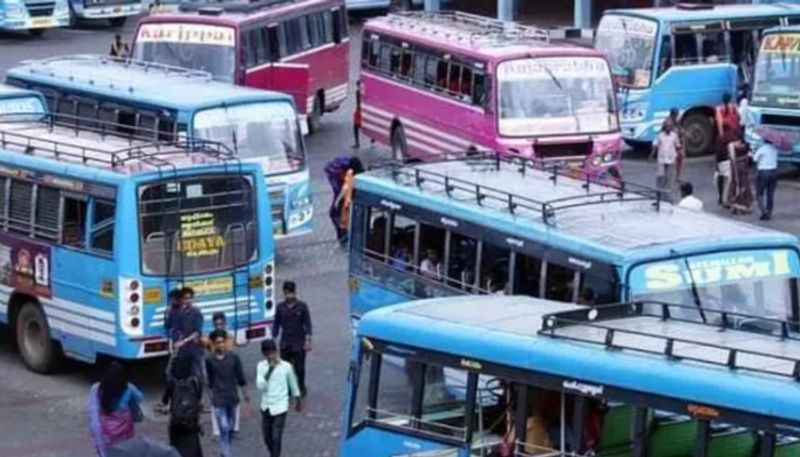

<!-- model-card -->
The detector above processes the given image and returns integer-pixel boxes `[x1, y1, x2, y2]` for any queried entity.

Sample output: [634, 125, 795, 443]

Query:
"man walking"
[752, 138, 780, 221]
[651, 123, 681, 201]
[171, 288, 205, 386]
[205, 329, 249, 457]
[257, 339, 302, 457]
[272, 281, 312, 397]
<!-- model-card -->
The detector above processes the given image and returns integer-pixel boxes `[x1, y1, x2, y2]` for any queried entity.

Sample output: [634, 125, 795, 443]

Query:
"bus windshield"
[0, 96, 45, 117]
[139, 174, 257, 276]
[752, 33, 800, 109]
[629, 249, 800, 325]
[133, 23, 237, 83]
[595, 14, 658, 89]
[496, 57, 617, 137]
[193, 102, 305, 175]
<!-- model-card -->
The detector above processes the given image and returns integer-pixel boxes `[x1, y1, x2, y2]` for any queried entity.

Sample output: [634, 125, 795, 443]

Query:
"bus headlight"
[4, 3, 27, 19]
[621, 103, 648, 122]
[291, 197, 311, 209]
[54, 1, 69, 16]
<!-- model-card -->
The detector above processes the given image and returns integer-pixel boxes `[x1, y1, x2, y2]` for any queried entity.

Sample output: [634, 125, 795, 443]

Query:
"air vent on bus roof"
[198, 6, 224, 15]
[676, 2, 714, 10]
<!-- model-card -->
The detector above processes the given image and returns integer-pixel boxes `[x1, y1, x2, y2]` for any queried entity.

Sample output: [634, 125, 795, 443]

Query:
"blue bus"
[6, 56, 313, 239]
[747, 26, 800, 162]
[342, 295, 800, 456]
[594, 3, 800, 155]
[0, 0, 69, 36]
[0, 83, 46, 116]
[348, 154, 800, 328]
[67, 0, 141, 28]
[0, 111, 276, 373]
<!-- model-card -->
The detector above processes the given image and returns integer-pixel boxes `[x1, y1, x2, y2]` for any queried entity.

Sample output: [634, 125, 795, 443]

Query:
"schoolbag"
[170, 378, 199, 431]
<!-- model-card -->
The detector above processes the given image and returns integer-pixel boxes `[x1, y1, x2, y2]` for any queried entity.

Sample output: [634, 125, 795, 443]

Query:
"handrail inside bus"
[0, 111, 237, 172]
[385, 11, 550, 47]
[373, 150, 665, 227]
[17, 54, 214, 84]
[539, 301, 800, 381]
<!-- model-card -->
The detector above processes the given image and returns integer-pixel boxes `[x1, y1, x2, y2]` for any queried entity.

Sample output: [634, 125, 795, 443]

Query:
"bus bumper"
[79, 3, 141, 18]
[621, 119, 659, 145]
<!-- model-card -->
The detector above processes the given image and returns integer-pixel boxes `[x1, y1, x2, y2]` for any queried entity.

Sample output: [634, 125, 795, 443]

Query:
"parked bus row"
[0, 0, 141, 36]
[0, 83, 276, 373]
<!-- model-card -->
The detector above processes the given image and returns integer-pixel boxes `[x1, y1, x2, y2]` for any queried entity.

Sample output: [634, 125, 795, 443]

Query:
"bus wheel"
[28, 28, 45, 37]
[681, 112, 714, 157]
[391, 124, 408, 162]
[109, 17, 127, 27]
[308, 94, 323, 135]
[389, 0, 412, 12]
[16, 302, 61, 373]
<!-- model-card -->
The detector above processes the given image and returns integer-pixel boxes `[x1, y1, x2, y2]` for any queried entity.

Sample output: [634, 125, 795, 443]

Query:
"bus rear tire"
[681, 112, 714, 157]
[109, 17, 127, 27]
[391, 124, 408, 162]
[28, 28, 45, 37]
[16, 302, 61, 373]
[307, 94, 323, 135]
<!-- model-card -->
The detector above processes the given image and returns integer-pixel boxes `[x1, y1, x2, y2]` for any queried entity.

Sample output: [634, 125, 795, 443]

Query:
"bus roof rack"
[540, 301, 800, 381]
[0, 111, 236, 173]
[178, 0, 300, 14]
[17, 55, 214, 88]
[379, 150, 665, 227]
[384, 11, 550, 48]
[676, 2, 714, 10]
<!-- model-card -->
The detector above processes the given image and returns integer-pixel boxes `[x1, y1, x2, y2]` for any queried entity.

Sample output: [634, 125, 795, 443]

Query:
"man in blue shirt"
[170, 287, 205, 386]
[752, 139, 780, 221]
[272, 281, 312, 397]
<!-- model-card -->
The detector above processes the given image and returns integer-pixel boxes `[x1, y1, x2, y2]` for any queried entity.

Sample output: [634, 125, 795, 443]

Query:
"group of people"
[87, 282, 313, 457]
[653, 92, 782, 221]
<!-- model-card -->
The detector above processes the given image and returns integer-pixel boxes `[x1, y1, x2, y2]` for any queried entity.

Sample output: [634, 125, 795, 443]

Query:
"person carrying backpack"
[324, 155, 353, 242]
[159, 354, 203, 457]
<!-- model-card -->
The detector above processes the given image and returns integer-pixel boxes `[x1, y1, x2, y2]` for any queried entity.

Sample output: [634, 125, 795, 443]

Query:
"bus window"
[277, 23, 288, 58]
[435, 61, 448, 91]
[673, 33, 699, 66]
[658, 35, 672, 77]
[729, 29, 757, 68]
[8, 180, 33, 236]
[307, 13, 323, 48]
[389, 214, 416, 268]
[419, 223, 445, 280]
[0, 177, 6, 229]
[366, 208, 389, 260]
[578, 272, 616, 305]
[400, 49, 413, 79]
[700, 31, 725, 63]
[321, 10, 333, 44]
[297, 16, 311, 51]
[514, 253, 542, 297]
[447, 64, 463, 95]
[34, 186, 59, 242]
[389, 47, 402, 76]
[460, 67, 474, 102]
[90, 199, 115, 255]
[332, 7, 345, 44]
[268, 26, 281, 62]
[446, 232, 478, 291]
[473, 72, 487, 107]
[376, 355, 414, 428]
[480, 241, 509, 294]
[350, 349, 376, 429]
[544, 262, 578, 302]
[379, 43, 393, 74]
[424, 55, 438, 88]
[63, 195, 87, 249]
[419, 363, 470, 438]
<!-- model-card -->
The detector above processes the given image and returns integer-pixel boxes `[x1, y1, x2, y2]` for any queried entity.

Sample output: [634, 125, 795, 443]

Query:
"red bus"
[131, 0, 350, 134]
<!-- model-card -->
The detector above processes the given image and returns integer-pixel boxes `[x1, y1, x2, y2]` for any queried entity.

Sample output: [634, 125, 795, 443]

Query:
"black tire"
[391, 124, 408, 162]
[28, 28, 45, 37]
[16, 302, 61, 373]
[109, 16, 127, 27]
[389, 0, 412, 12]
[307, 94, 322, 135]
[681, 112, 714, 157]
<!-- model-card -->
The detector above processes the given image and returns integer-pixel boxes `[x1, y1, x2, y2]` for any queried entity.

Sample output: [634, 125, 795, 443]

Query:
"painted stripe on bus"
[0, 284, 115, 322]
[49, 318, 116, 347]
[45, 307, 115, 335]
[363, 104, 474, 150]
[151, 295, 259, 327]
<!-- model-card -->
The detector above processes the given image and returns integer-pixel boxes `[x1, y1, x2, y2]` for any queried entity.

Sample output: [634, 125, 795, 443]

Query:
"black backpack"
[170, 377, 200, 431]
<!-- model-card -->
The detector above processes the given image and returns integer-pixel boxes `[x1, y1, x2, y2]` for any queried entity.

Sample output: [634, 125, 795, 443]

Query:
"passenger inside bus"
[390, 242, 412, 271]
[419, 249, 442, 279]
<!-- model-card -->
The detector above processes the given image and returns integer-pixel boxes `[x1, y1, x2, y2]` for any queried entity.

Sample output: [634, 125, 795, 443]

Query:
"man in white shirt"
[678, 182, 704, 211]
[651, 123, 681, 200]
[752, 139, 780, 221]
[256, 339, 301, 457]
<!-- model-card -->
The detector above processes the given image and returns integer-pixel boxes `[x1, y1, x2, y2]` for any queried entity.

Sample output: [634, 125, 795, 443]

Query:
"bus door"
[242, 24, 311, 116]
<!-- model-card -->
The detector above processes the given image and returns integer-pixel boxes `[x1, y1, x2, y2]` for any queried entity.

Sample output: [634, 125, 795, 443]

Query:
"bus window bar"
[366, 407, 468, 442]
[384, 150, 664, 227]
[385, 11, 550, 48]
[540, 301, 800, 381]
[19, 54, 213, 85]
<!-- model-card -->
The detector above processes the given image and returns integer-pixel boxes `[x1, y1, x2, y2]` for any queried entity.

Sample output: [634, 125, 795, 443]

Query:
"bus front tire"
[681, 112, 714, 157]
[391, 124, 408, 162]
[16, 302, 61, 373]
[109, 17, 127, 27]
[307, 94, 323, 135]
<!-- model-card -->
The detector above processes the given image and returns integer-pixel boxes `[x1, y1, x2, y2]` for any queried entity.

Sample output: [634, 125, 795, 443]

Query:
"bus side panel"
[341, 426, 455, 457]
[350, 276, 411, 318]
[287, 41, 349, 113]
[50, 248, 118, 363]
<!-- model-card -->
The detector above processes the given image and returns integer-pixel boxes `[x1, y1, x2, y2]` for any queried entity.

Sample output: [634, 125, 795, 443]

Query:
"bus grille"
[24, 0, 55, 16]
[83, 0, 135, 6]
[763, 114, 800, 128]
[269, 189, 286, 235]
[535, 141, 592, 159]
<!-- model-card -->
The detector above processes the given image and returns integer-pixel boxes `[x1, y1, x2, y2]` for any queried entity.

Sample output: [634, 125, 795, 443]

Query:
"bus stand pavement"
[1, 15, 800, 457]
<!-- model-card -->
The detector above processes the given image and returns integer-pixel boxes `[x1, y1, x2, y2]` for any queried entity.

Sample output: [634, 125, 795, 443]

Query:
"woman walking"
[715, 124, 737, 206]
[727, 133, 754, 215]
[88, 362, 143, 457]
[160, 355, 203, 457]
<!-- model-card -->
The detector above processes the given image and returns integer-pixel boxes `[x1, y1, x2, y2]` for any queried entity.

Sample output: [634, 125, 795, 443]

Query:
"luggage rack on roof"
[539, 301, 800, 381]
[19, 54, 213, 83]
[179, 0, 299, 14]
[385, 11, 550, 47]
[380, 150, 664, 227]
[0, 112, 236, 172]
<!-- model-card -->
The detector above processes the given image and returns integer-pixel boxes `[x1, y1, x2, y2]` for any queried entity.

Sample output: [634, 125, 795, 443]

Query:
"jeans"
[756, 169, 778, 218]
[262, 411, 287, 457]
[214, 405, 237, 457]
[282, 347, 307, 396]
[212, 403, 240, 436]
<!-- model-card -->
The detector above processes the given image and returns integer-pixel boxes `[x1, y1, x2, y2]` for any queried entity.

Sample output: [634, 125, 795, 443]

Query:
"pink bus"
[132, 0, 349, 134]
[360, 12, 623, 178]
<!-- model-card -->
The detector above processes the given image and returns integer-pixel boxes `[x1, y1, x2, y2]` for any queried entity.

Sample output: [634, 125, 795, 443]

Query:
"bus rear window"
[139, 175, 256, 276]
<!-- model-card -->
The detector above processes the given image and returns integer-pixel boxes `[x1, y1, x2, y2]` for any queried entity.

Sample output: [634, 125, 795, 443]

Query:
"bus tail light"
[263, 261, 275, 317]
[120, 277, 144, 336]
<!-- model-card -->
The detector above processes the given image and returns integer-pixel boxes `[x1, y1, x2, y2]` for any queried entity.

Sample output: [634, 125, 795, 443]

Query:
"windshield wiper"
[231, 129, 239, 156]
[671, 249, 707, 324]
[542, 66, 581, 132]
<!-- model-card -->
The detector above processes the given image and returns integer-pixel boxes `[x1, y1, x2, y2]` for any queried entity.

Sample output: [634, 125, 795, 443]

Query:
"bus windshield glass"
[629, 249, 800, 324]
[193, 102, 305, 175]
[595, 15, 657, 89]
[0, 96, 45, 117]
[752, 33, 800, 109]
[497, 57, 617, 137]
[139, 175, 257, 276]
[133, 23, 236, 83]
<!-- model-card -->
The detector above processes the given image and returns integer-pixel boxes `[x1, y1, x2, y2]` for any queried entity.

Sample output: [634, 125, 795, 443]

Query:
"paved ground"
[1, 14, 800, 457]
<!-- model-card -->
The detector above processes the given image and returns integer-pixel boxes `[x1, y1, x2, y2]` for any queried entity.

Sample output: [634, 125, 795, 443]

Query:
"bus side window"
[446, 232, 478, 291]
[400, 48, 413, 79]
[578, 272, 617, 306]
[446, 63, 463, 97]
[307, 12, 322, 48]
[673, 33, 698, 66]
[424, 55, 438, 88]
[412, 50, 427, 84]
[389, 215, 417, 270]
[90, 199, 115, 255]
[266, 26, 280, 62]
[297, 16, 311, 51]
[276, 23, 288, 58]
[473, 72, 487, 108]
[658, 35, 672, 78]
[418, 223, 445, 280]
[544, 262, 578, 302]
[34, 186, 59, 242]
[389, 46, 402, 76]
[0, 177, 7, 231]
[480, 241, 510, 294]
[514, 253, 543, 298]
[379, 42, 393, 74]
[435, 60, 449, 91]
[321, 10, 333, 44]
[62, 194, 88, 249]
[332, 7, 344, 44]
[700, 31, 725, 63]
[157, 117, 175, 142]
[254, 28, 268, 66]
[8, 180, 33, 236]
[366, 208, 389, 260]
[284, 19, 301, 55]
